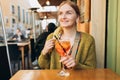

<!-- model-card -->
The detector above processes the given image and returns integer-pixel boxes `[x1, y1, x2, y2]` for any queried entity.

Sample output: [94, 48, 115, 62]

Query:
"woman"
[12, 28, 25, 41]
[38, 1, 96, 69]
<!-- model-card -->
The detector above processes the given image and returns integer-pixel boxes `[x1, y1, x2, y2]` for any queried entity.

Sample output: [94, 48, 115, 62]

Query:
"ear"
[76, 16, 80, 23]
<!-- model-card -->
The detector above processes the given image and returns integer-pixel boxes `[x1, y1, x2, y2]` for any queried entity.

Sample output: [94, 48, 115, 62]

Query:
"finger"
[67, 62, 76, 68]
[63, 57, 73, 64]
[59, 57, 67, 62]
[49, 39, 56, 43]
[66, 60, 74, 67]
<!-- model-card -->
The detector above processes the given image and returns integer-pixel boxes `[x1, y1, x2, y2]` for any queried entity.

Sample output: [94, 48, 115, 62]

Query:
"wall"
[91, 0, 106, 68]
[0, 0, 31, 28]
[77, 0, 90, 33]
[107, 0, 120, 75]
[0, 0, 33, 39]
[76, 0, 106, 68]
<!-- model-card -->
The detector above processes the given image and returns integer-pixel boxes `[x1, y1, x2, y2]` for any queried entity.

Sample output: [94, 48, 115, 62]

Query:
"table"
[8, 40, 31, 69]
[10, 69, 120, 80]
[17, 41, 31, 69]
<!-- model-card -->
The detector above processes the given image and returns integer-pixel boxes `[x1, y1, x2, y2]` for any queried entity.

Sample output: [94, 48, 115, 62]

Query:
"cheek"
[70, 18, 77, 23]
[70, 16, 78, 22]
[58, 16, 61, 22]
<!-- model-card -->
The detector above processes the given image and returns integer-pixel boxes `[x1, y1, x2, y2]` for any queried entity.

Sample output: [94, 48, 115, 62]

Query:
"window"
[18, 6, 21, 22]
[22, 9, 25, 23]
[26, 12, 28, 24]
[11, 18, 16, 28]
[11, 5, 15, 14]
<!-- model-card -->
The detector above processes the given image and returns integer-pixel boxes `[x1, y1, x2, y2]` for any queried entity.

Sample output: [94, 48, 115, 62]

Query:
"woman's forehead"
[58, 4, 74, 12]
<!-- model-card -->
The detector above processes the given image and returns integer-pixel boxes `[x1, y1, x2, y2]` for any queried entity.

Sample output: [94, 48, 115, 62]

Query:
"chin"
[60, 23, 73, 27]
[61, 25, 69, 28]
[60, 24, 69, 27]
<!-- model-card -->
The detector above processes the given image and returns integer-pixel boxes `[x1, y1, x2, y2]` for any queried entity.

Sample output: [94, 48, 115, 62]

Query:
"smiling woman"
[38, 0, 96, 72]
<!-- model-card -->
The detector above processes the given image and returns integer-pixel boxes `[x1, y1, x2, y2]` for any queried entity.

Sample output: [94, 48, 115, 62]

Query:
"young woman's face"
[58, 4, 78, 28]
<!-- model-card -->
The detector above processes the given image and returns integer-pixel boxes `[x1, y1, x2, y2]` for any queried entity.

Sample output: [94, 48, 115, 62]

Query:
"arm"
[38, 33, 54, 69]
[59, 33, 96, 69]
[74, 34, 96, 69]
[12, 34, 17, 40]
[38, 52, 51, 69]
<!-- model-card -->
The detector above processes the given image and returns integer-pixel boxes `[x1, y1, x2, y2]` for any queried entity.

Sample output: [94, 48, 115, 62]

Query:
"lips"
[60, 22, 68, 25]
[60, 20, 69, 23]
[59, 19, 70, 26]
[60, 18, 67, 21]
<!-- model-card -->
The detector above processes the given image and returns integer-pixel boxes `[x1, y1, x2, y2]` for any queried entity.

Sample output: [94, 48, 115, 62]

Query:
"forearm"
[73, 61, 96, 70]
[38, 52, 50, 69]
[73, 40, 96, 70]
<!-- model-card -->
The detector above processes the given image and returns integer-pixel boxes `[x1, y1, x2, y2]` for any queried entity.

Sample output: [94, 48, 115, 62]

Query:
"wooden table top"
[7, 40, 30, 46]
[10, 69, 120, 80]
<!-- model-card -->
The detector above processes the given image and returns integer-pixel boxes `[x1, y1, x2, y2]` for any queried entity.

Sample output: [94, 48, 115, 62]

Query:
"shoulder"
[46, 27, 62, 40]
[46, 33, 54, 40]
[80, 32, 95, 43]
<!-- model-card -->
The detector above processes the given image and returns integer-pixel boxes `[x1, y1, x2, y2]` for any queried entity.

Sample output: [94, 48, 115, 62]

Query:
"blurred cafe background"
[0, 0, 120, 79]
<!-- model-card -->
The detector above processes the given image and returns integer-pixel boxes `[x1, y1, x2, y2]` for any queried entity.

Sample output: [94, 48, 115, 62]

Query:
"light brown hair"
[58, 1, 80, 17]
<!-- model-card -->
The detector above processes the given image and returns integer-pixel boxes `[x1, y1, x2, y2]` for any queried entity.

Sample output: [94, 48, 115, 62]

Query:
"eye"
[66, 11, 72, 14]
[58, 12, 62, 15]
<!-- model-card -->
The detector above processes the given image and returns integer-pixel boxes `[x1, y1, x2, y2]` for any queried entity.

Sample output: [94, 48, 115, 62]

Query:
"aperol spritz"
[55, 39, 71, 76]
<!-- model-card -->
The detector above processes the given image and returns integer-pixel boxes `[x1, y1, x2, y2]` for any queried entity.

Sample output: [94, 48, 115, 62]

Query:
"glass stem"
[62, 64, 65, 71]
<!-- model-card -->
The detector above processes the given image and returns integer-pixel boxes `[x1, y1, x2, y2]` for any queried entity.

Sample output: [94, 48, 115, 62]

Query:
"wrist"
[42, 49, 47, 55]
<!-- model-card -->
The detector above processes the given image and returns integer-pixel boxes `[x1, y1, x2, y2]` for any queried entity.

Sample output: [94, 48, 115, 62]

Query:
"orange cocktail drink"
[55, 40, 71, 76]
[55, 40, 71, 56]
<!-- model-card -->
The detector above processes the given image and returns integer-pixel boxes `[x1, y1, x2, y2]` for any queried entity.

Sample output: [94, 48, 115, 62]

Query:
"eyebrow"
[58, 9, 74, 13]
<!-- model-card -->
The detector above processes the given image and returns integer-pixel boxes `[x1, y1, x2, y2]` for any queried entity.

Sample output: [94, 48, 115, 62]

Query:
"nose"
[61, 13, 66, 18]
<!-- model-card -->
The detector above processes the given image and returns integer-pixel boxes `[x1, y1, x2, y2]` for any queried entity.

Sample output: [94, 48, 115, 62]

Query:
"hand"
[42, 39, 55, 55]
[18, 32, 22, 36]
[60, 56, 76, 69]
[12, 38, 17, 40]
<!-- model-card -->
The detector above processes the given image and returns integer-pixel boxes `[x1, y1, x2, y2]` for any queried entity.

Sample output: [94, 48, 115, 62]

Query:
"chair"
[30, 39, 36, 62]
[8, 44, 21, 74]
[31, 38, 41, 69]
[0, 45, 11, 80]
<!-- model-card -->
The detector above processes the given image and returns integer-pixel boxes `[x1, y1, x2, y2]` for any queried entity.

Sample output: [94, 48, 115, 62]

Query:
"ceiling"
[38, 0, 66, 6]
[37, 0, 67, 19]
[38, 12, 57, 19]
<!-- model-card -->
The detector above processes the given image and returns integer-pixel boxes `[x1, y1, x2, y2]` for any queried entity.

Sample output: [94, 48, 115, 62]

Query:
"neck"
[61, 27, 77, 40]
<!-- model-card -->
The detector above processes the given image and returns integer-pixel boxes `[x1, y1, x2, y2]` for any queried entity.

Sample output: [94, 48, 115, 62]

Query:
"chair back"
[30, 39, 36, 61]
[0, 45, 11, 79]
[8, 44, 20, 61]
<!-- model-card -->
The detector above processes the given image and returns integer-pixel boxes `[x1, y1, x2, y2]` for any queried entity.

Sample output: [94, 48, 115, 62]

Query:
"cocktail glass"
[55, 39, 71, 77]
